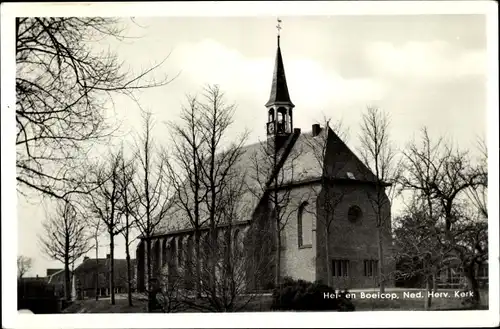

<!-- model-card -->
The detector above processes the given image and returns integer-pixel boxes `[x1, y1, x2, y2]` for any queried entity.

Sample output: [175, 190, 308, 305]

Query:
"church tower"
[266, 19, 295, 149]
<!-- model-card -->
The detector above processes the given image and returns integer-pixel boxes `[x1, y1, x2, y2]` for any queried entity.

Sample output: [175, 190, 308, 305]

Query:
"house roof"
[74, 258, 136, 274]
[149, 125, 378, 239]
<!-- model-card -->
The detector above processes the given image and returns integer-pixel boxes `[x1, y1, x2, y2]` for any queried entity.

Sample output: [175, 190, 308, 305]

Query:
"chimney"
[312, 124, 322, 137]
[106, 254, 111, 259]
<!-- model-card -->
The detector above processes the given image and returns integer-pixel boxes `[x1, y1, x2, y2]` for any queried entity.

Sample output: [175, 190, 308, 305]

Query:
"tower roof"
[265, 37, 295, 108]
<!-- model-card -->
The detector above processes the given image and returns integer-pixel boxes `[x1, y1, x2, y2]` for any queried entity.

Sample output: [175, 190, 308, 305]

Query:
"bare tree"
[85, 216, 105, 301]
[178, 172, 267, 312]
[86, 150, 127, 305]
[164, 85, 248, 297]
[131, 110, 172, 302]
[117, 150, 138, 307]
[17, 255, 33, 279]
[303, 118, 353, 287]
[400, 128, 486, 307]
[467, 136, 488, 219]
[197, 85, 249, 296]
[393, 196, 447, 310]
[39, 199, 92, 301]
[358, 106, 400, 293]
[16, 17, 175, 200]
[164, 95, 207, 296]
[248, 132, 302, 288]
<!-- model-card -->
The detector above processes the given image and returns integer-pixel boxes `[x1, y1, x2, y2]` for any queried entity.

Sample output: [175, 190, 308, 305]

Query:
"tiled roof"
[150, 125, 380, 239]
[157, 127, 321, 234]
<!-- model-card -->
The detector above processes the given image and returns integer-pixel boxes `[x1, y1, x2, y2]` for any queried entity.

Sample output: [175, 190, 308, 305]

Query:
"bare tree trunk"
[464, 262, 480, 307]
[110, 234, 116, 305]
[95, 242, 99, 301]
[325, 229, 332, 287]
[64, 255, 71, 301]
[64, 233, 71, 301]
[275, 229, 281, 286]
[424, 275, 432, 310]
[146, 239, 152, 292]
[125, 232, 133, 306]
[432, 272, 438, 293]
[194, 231, 201, 297]
[209, 224, 217, 298]
[376, 226, 386, 293]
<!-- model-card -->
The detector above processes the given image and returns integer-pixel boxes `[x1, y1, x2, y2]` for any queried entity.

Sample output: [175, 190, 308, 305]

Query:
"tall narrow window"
[297, 201, 312, 248]
[268, 108, 274, 122]
[162, 239, 168, 268]
[364, 259, 378, 277]
[177, 237, 183, 267]
[332, 259, 350, 277]
[234, 229, 241, 256]
[169, 238, 176, 270]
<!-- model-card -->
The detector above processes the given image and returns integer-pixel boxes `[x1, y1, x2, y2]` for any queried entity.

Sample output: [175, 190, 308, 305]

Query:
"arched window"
[177, 237, 183, 267]
[185, 235, 193, 273]
[233, 229, 240, 251]
[348, 206, 363, 223]
[268, 108, 275, 122]
[234, 229, 244, 256]
[153, 239, 160, 274]
[275, 107, 285, 133]
[169, 238, 177, 269]
[162, 239, 168, 268]
[297, 201, 312, 248]
[201, 234, 210, 283]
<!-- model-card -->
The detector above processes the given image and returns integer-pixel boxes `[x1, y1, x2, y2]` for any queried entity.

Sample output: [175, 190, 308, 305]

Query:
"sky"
[15, 14, 488, 277]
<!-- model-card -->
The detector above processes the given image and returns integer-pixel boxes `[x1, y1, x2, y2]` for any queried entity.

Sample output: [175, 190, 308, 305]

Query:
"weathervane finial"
[276, 17, 282, 46]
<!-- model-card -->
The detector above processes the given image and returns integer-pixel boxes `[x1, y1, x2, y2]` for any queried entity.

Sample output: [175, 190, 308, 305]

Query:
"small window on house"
[346, 172, 355, 179]
[332, 259, 350, 277]
[364, 259, 378, 277]
[348, 206, 362, 222]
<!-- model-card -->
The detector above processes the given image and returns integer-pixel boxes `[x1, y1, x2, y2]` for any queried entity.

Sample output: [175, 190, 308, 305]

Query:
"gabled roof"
[151, 125, 380, 239]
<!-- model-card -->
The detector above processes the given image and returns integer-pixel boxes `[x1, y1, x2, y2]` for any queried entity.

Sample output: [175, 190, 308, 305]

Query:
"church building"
[135, 27, 394, 293]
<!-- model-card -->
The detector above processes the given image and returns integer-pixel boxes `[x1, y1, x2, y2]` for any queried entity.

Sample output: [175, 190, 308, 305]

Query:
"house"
[73, 254, 136, 300]
[436, 259, 489, 289]
[135, 30, 394, 291]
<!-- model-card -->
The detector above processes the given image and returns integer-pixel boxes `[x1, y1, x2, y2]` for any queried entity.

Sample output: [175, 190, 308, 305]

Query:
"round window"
[348, 206, 362, 222]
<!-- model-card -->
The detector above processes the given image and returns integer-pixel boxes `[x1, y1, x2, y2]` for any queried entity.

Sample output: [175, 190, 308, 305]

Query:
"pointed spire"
[265, 18, 294, 108]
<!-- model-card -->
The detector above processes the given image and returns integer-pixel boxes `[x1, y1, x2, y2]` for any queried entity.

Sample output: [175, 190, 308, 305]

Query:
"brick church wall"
[315, 181, 394, 289]
[280, 185, 320, 283]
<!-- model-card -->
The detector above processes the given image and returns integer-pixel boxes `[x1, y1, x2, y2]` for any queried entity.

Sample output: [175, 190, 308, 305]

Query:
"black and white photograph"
[2, 1, 498, 328]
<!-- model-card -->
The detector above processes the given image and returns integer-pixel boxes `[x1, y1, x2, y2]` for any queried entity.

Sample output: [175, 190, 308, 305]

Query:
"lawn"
[63, 295, 148, 313]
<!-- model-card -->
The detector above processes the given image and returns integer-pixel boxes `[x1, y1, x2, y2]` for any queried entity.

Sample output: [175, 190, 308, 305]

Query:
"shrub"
[271, 277, 355, 311]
